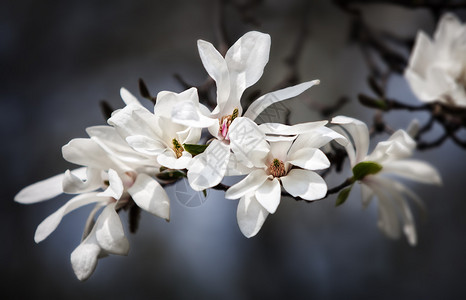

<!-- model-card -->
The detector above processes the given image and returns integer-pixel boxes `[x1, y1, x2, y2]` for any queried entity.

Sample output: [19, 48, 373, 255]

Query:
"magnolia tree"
[15, 2, 466, 281]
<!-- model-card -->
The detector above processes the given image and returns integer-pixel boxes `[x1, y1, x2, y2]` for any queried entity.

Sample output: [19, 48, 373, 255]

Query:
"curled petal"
[171, 100, 217, 128]
[97, 169, 124, 200]
[126, 135, 166, 156]
[157, 150, 192, 170]
[63, 167, 101, 194]
[70, 235, 101, 281]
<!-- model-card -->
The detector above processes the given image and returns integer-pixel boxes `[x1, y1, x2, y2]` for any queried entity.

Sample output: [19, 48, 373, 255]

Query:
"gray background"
[2, 0, 466, 299]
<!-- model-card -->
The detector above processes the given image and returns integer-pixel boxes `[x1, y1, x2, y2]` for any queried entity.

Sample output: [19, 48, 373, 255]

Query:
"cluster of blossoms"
[16, 27, 446, 280]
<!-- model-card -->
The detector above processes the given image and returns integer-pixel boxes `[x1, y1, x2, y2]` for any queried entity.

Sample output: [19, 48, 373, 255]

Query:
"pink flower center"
[218, 108, 239, 140]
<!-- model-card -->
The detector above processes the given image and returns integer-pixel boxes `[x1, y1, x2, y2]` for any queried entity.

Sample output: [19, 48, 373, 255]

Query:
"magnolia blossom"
[15, 125, 170, 280]
[332, 116, 442, 245]
[224, 118, 346, 237]
[171, 31, 320, 190]
[405, 13, 466, 107]
[108, 87, 203, 170]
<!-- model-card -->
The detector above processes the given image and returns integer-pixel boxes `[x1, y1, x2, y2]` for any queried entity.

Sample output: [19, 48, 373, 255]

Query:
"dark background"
[2, 0, 466, 299]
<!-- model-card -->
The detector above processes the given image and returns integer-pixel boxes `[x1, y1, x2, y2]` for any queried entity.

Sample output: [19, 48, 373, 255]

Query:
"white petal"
[225, 169, 269, 199]
[281, 169, 327, 201]
[70, 235, 101, 281]
[128, 173, 170, 221]
[289, 126, 348, 153]
[236, 193, 269, 238]
[406, 31, 435, 78]
[95, 202, 130, 255]
[63, 167, 102, 194]
[187, 139, 230, 191]
[155, 88, 199, 117]
[120, 87, 142, 106]
[108, 104, 160, 139]
[97, 169, 124, 199]
[34, 192, 105, 243]
[331, 116, 370, 165]
[229, 117, 269, 168]
[171, 100, 217, 128]
[243, 80, 320, 121]
[259, 120, 327, 136]
[198, 39, 231, 107]
[225, 31, 271, 102]
[126, 135, 166, 156]
[15, 172, 65, 204]
[62, 138, 114, 170]
[360, 183, 374, 208]
[287, 148, 330, 170]
[382, 159, 442, 185]
[157, 150, 192, 170]
[255, 178, 281, 214]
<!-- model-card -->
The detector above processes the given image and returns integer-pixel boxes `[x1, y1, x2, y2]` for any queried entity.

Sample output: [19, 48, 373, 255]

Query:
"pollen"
[268, 158, 286, 177]
[172, 138, 184, 158]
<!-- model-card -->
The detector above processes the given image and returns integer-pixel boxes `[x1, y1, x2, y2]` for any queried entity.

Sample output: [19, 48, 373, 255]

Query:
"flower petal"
[243, 80, 320, 121]
[62, 138, 115, 170]
[225, 31, 271, 105]
[287, 148, 330, 170]
[97, 169, 124, 199]
[15, 172, 65, 204]
[331, 116, 370, 165]
[126, 135, 166, 156]
[70, 234, 101, 281]
[198, 39, 230, 108]
[236, 193, 269, 238]
[107, 104, 160, 139]
[229, 117, 269, 168]
[157, 149, 192, 170]
[187, 139, 230, 191]
[171, 100, 217, 128]
[225, 169, 269, 199]
[95, 202, 130, 255]
[258, 120, 327, 136]
[255, 178, 281, 214]
[382, 159, 442, 185]
[289, 126, 348, 153]
[34, 192, 105, 243]
[128, 173, 170, 221]
[281, 169, 327, 201]
[120, 87, 142, 106]
[63, 167, 102, 194]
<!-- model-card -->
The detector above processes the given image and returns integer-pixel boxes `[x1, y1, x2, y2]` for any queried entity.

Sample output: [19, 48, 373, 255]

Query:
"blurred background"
[2, 0, 466, 299]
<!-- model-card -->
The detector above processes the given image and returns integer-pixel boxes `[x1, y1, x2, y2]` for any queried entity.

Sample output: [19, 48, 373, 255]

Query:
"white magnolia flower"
[108, 87, 203, 170]
[405, 13, 466, 107]
[15, 125, 170, 280]
[171, 31, 320, 190]
[224, 117, 346, 237]
[332, 116, 442, 245]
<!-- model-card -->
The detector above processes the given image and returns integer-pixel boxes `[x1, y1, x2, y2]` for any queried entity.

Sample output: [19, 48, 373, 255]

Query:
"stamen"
[218, 108, 239, 139]
[268, 158, 286, 177]
[172, 138, 184, 158]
